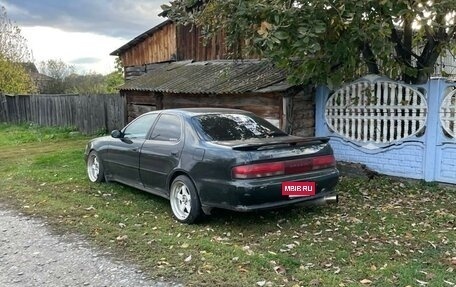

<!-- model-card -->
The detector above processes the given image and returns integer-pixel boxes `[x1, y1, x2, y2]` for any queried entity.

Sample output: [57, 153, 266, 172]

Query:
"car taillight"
[232, 155, 336, 179]
[232, 162, 285, 179]
[312, 155, 336, 169]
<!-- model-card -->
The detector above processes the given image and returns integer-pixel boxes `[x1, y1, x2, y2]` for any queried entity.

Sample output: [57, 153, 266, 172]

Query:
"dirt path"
[0, 204, 182, 287]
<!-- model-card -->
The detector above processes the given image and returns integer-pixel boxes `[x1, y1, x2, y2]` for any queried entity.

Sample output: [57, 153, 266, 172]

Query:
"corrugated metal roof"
[119, 60, 292, 94]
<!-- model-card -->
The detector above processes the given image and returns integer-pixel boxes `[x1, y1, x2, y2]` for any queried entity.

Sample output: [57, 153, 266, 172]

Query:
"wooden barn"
[111, 20, 315, 136]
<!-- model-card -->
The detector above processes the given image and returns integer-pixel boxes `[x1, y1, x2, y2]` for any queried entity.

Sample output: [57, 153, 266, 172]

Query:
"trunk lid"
[224, 136, 335, 179]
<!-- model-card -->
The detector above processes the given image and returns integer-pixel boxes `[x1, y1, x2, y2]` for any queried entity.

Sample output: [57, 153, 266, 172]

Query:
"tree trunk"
[402, 17, 413, 83]
[360, 42, 380, 74]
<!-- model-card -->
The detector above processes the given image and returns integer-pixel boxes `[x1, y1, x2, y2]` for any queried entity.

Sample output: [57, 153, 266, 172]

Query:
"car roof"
[155, 108, 254, 117]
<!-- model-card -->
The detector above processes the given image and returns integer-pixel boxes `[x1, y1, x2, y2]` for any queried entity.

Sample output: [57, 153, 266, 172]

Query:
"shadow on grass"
[100, 180, 334, 234]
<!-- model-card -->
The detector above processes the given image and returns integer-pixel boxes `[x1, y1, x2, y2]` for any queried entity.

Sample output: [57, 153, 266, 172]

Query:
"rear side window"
[193, 113, 287, 141]
[150, 114, 182, 141]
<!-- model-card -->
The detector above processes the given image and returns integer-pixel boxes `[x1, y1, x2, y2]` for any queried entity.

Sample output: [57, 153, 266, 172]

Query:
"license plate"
[282, 181, 316, 197]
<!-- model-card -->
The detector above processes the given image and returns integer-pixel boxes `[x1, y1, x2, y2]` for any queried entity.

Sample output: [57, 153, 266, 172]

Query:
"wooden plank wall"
[289, 88, 316, 137]
[110, 90, 316, 135]
[0, 94, 126, 134]
[161, 92, 282, 122]
[123, 91, 283, 124]
[120, 22, 177, 67]
[176, 25, 228, 61]
[119, 23, 229, 68]
[124, 90, 162, 122]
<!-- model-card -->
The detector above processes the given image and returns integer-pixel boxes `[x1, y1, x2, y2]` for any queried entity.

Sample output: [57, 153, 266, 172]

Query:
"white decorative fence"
[325, 75, 427, 148]
[316, 75, 456, 184]
[440, 88, 456, 138]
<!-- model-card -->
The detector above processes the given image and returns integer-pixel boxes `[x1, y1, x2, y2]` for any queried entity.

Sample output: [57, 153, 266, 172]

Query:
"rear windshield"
[193, 113, 288, 141]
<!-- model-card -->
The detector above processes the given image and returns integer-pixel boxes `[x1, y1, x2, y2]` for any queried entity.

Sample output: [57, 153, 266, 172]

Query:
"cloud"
[21, 26, 126, 74]
[0, 0, 169, 38]
[1, 0, 172, 74]
[70, 57, 100, 65]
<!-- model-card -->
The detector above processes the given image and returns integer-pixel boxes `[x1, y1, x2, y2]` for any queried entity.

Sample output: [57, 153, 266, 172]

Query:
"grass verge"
[0, 124, 455, 286]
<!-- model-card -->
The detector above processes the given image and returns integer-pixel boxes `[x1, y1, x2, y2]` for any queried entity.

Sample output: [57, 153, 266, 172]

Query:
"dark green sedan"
[85, 108, 339, 224]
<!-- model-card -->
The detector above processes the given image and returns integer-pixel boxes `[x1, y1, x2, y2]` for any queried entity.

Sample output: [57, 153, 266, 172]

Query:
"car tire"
[87, 151, 105, 183]
[170, 175, 202, 224]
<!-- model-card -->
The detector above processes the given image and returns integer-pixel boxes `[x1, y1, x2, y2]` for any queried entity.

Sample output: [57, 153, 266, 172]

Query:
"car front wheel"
[170, 175, 202, 224]
[87, 151, 105, 183]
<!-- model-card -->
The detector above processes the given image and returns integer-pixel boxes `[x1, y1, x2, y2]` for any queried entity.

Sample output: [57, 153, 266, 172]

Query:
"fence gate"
[316, 75, 456, 184]
[431, 80, 456, 183]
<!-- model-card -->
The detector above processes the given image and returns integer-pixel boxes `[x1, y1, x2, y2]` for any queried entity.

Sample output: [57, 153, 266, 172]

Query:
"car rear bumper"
[206, 190, 338, 212]
[197, 168, 339, 212]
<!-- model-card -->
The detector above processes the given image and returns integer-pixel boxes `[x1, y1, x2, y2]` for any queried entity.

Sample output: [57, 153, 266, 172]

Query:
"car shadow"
[103, 182, 337, 229]
[203, 205, 332, 228]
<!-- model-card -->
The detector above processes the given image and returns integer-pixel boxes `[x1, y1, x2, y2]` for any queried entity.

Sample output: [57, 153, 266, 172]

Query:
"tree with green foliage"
[39, 58, 124, 94]
[39, 59, 76, 93]
[63, 73, 107, 94]
[105, 57, 124, 93]
[0, 6, 35, 93]
[105, 71, 124, 93]
[0, 55, 36, 93]
[162, 0, 456, 86]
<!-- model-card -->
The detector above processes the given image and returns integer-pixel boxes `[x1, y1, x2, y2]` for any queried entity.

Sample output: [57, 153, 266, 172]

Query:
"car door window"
[150, 114, 181, 141]
[123, 114, 158, 139]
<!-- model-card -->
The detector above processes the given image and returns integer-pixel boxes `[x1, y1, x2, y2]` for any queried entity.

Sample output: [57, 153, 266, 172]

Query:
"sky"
[0, 0, 169, 74]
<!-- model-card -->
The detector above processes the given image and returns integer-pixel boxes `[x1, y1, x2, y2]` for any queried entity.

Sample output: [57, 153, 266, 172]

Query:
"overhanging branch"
[359, 42, 380, 74]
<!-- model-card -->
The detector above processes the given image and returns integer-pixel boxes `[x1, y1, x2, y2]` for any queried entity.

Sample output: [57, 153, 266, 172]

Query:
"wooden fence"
[0, 93, 126, 134]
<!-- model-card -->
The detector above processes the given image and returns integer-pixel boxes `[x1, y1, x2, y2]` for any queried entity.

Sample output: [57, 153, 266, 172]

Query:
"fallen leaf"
[242, 245, 254, 255]
[285, 244, 296, 249]
[360, 279, 372, 284]
[256, 281, 266, 286]
[238, 267, 248, 273]
[116, 235, 128, 241]
[273, 265, 286, 275]
[184, 255, 192, 262]
[416, 279, 428, 285]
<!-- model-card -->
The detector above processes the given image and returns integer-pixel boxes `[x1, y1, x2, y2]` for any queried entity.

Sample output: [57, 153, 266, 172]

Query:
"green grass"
[0, 124, 455, 286]
[0, 122, 78, 145]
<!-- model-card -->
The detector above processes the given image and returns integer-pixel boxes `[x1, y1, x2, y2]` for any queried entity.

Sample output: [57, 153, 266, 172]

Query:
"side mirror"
[111, 130, 123, 139]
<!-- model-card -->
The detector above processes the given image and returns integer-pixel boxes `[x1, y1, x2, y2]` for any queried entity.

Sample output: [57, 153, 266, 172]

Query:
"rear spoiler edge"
[230, 137, 330, 151]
